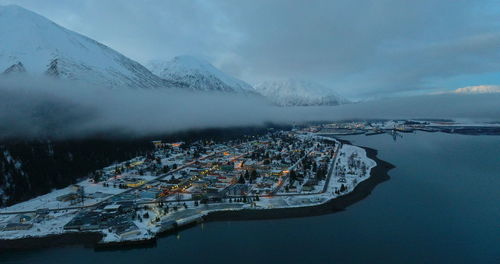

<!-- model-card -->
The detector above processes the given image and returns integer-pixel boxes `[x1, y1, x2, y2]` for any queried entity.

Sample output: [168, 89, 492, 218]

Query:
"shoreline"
[0, 232, 103, 252]
[0, 142, 394, 252]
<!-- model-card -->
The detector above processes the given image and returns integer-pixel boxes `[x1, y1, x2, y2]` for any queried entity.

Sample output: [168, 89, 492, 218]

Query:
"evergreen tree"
[251, 170, 258, 181]
[238, 174, 246, 184]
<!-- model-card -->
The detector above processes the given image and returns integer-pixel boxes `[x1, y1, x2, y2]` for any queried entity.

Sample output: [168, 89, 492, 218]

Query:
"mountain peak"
[148, 55, 254, 93]
[0, 5, 165, 89]
[254, 79, 348, 106]
[148, 55, 215, 77]
[0, 4, 32, 15]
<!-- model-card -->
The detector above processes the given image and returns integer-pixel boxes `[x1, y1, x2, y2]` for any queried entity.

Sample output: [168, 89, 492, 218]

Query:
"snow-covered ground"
[0, 209, 78, 240]
[0, 178, 123, 214]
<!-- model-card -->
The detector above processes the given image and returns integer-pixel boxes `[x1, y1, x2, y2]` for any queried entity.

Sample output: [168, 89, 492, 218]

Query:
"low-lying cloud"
[442, 85, 500, 94]
[1, 77, 499, 140]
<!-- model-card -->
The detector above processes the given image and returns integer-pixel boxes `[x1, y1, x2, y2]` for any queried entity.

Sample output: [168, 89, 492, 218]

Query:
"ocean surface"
[2, 132, 499, 264]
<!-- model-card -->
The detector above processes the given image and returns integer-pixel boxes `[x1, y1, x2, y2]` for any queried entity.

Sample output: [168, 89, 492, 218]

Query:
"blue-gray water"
[2, 132, 499, 263]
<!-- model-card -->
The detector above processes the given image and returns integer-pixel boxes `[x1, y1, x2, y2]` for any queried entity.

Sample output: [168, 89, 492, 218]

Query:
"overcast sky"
[1, 0, 500, 99]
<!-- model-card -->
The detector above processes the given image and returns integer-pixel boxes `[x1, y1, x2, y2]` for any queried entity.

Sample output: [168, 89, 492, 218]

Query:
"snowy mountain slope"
[148, 56, 255, 93]
[254, 79, 349, 106]
[0, 5, 165, 89]
[2, 62, 26, 74]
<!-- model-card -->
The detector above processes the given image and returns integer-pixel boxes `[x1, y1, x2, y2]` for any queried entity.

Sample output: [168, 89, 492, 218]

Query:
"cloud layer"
[1, 77, 499, 140]
[450, 85, 500, 94]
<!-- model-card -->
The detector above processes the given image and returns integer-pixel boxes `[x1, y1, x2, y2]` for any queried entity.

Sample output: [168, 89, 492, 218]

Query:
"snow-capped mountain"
[0, 5, 165, 89]
[254, 79, 349, 106]
[148, 56, 255, 93]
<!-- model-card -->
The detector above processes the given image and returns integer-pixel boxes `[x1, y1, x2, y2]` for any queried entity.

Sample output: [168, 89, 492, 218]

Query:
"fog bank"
[1, 78, 499, 139]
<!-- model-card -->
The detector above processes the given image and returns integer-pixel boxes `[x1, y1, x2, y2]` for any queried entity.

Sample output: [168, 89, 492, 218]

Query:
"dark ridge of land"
[0, 140, 394, 252]
[439, 127, 500, 135]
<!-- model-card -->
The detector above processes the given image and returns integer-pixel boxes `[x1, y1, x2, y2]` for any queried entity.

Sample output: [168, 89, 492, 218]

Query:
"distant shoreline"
[0, 141, 394, 252]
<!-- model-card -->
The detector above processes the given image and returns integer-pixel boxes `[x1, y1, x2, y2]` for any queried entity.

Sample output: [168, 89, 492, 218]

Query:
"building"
[80, 223, 100, 231]
[10, 214, 34, 223]
[3, 223, 33, 231]
[64, 219, 83, 230]
[223, 184, 249, 196]
[103, 204, 122, 212]
[302, 185, 314, 192]
[126, 180, 145, 188]
[56, 192, 80, 202]
[152, 140, 164, 149]
[70, 184, 82, 192]
[139, 190, 160, 200]
[114, 222, 141, 239]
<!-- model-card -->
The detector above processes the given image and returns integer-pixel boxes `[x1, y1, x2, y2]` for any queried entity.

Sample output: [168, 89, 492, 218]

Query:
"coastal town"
[0, 129, 376, 245]
[1, 119, 498, 247]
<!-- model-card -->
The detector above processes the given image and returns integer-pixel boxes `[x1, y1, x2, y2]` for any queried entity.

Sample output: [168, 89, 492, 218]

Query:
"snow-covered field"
[0, 209, 78, 240]
[0, 178, 123, 214]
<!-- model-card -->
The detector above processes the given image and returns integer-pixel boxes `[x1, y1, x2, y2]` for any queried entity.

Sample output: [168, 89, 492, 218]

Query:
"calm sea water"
[2, 132, 499, 264]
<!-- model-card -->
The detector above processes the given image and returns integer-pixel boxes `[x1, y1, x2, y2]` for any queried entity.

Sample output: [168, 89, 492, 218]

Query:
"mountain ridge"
[254, 79, 349, 106]
[0, 4, 166, 89]
[148, 55, 255, 93]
